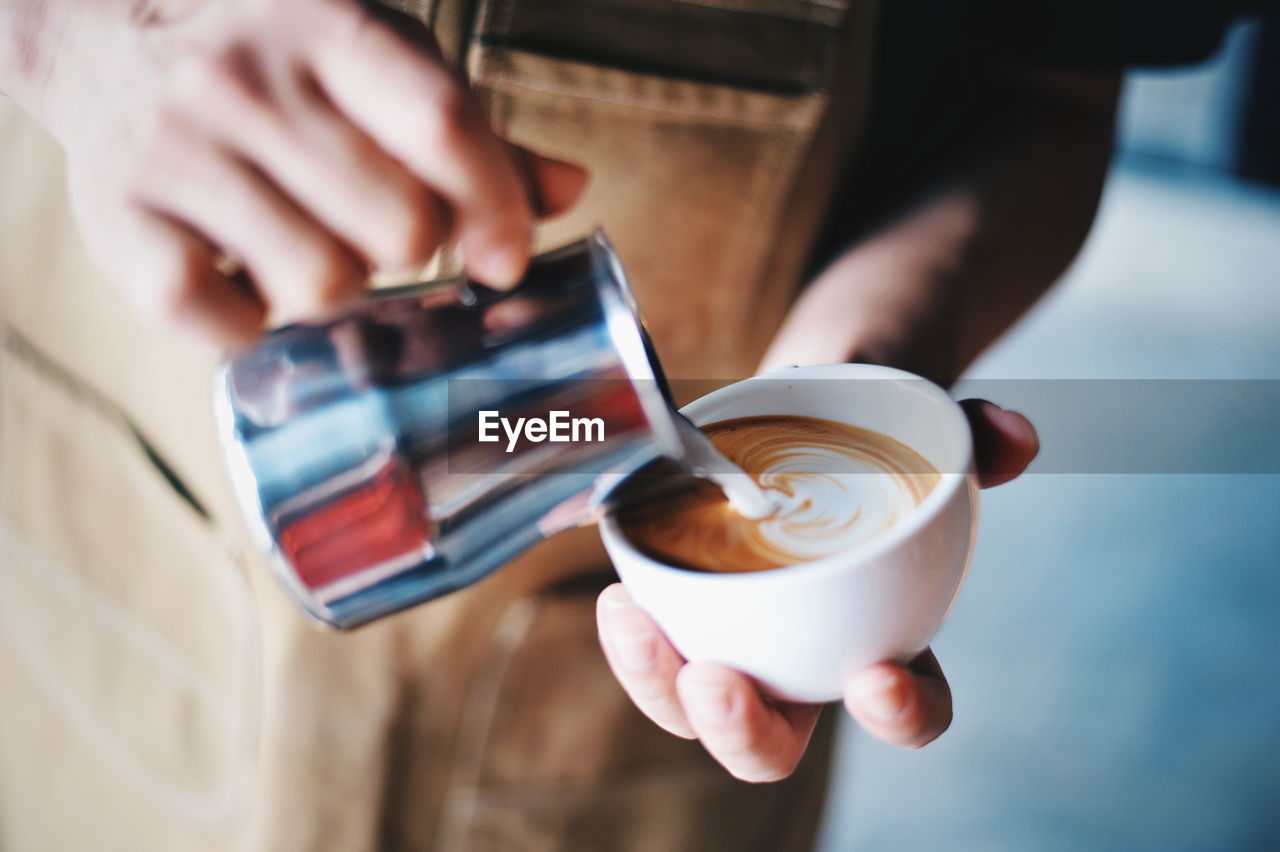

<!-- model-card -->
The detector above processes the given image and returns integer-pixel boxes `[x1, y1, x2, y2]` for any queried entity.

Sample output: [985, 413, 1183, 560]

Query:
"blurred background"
[820, 13, 1280, 851]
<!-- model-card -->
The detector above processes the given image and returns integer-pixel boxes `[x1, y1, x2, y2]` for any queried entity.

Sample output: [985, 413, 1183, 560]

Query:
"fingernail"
[599, 586, 655, 670]
[599, 590, 652, 633]
[853, 670, 910, 723]
[1007, 410, 1040, 456]
[612, 633, 655, 671]
[600, 584, 633, 610]
[682, 677, 737, 723]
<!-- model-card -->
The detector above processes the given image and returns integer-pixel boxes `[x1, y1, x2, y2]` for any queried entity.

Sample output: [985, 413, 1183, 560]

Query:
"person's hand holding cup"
[596, 365, 1039, 782]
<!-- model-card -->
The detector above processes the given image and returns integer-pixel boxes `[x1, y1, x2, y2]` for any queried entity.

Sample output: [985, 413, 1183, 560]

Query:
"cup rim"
[599, 363, 974, 586]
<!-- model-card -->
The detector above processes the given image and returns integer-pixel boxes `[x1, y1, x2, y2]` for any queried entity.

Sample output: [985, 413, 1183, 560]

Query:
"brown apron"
[0, 0, 876, 848]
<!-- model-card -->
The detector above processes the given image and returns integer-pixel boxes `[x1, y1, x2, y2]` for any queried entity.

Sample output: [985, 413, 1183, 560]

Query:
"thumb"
[511, 146, 590, 219]
[959, 398, 1039, 488]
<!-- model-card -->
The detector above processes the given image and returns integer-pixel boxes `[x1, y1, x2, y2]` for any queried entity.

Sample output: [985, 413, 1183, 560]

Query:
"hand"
[23, 0, 587, 346]
[597, 399, 1038, 782]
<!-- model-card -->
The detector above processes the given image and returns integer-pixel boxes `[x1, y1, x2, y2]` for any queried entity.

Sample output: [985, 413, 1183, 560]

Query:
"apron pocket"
[469, 47, 834, 378]
[433, 574, 835, 852]
[471, 0, 847, 94]
[0, 334, 259, 838]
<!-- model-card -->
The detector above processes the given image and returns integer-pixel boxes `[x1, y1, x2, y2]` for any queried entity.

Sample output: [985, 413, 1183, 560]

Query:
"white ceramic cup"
[599, 363, 979, 703]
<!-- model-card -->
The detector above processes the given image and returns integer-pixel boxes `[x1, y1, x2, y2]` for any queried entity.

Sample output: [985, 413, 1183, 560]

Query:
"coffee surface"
[617, 415, 939, 573]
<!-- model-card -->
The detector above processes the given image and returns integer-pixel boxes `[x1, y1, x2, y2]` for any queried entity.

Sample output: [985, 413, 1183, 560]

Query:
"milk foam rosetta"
[618, 415, 940, 573]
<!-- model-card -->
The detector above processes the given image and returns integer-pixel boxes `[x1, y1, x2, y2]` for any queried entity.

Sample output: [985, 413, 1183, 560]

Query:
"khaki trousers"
[0, 1, 875, 848]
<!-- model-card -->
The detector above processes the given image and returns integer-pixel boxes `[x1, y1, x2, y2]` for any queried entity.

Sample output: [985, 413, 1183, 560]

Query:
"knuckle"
[415, 77, 472, 142]
[433, 79, 472, 127]
[310, 0, 376, 44]
[312, 0, 363, 34]
[174, 41, 273, 108]
[126, 109, 193, 193]
[172, 50, 226, 100]
[147, 105, 190, 143]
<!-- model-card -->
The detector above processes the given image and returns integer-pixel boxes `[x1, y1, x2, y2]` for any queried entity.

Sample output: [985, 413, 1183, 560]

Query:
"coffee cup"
[599, 363, 978, 703]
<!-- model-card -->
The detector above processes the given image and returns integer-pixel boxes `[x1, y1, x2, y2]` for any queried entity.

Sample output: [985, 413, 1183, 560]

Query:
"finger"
[960, 398, 1040, 488]
[188, 60, 451, 275]
[135, 127, 365, 320]
[510, 147, 590, 219]
[102, 205, 266, 347]
[481, 297, 560, 333]
[597, 584, 696, 739]
[844, 649, 952, 750]
[311, 15, 533, 286]
[677, 662, 821, 783]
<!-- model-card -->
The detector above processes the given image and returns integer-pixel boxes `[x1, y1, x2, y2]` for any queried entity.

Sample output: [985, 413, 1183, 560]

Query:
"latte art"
[617, 415, 939, 573]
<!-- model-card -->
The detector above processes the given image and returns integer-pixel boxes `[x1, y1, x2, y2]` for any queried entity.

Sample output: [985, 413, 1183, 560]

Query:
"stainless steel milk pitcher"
[215, 231, 689, 629]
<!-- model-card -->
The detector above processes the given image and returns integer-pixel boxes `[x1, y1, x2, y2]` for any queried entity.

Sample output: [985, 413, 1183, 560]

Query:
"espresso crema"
[617, 415, 940, 573]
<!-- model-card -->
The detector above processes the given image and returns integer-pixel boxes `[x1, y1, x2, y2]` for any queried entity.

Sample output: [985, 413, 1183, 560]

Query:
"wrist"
[760, 244, 968, 386]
